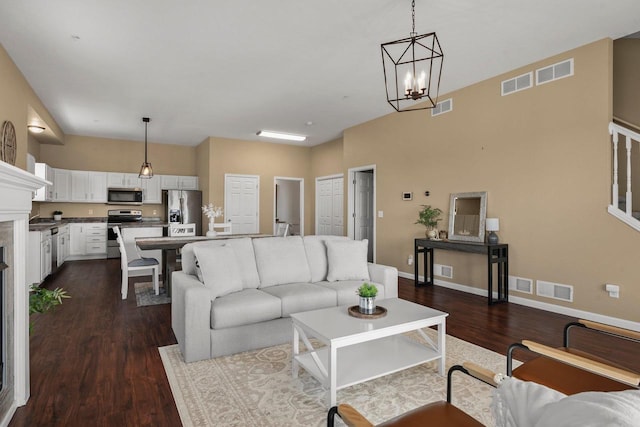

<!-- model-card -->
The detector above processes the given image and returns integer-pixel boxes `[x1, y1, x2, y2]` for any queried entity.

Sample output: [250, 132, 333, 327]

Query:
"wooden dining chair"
[113, 226, 160, 299]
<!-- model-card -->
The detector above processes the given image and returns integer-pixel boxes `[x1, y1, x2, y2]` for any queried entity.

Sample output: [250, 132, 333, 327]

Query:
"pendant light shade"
[139, 117, 153, 179]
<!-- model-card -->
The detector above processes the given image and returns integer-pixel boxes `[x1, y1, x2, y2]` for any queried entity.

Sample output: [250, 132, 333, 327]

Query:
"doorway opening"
[347, 165, 376, 263]
[274, 177, 304, 236]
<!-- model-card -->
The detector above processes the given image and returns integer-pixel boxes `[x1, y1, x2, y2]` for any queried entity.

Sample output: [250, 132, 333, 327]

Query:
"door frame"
[224, 173, 260, 233]
[347, 165, 376, 263]
[273, 176, 304, 236]
[315, 173, 343, 235]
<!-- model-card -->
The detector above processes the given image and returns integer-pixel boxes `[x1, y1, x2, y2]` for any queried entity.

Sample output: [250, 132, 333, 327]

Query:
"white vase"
[206, 220, 218, 237]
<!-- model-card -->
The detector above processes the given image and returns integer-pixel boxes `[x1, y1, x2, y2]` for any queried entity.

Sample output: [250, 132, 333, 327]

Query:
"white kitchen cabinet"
[68, 222, 107, 259]
[34, 163, 54, 201]
[28, 230, 52, 284]
[107, 172, 141, 189]
[53, 168, 72, 202]
[121, 227, 163, 276]
[141, 175, 162, 204]
[71, 171, 107, 203]
[160, 174, 199, 190]
[57, 225, 70, 267]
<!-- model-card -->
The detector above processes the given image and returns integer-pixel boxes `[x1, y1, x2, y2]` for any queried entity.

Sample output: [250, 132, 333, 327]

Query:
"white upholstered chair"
[113, 226, 160, 299]
[275, 223, 289, 237]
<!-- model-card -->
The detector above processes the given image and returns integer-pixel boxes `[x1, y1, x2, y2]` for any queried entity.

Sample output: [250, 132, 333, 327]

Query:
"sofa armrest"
[368, 262, 398, 299]
[171, 271, 214, 363]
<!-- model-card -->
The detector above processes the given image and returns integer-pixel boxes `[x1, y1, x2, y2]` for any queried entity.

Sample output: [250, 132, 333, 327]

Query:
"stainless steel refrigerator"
[163, 190, 203, 236]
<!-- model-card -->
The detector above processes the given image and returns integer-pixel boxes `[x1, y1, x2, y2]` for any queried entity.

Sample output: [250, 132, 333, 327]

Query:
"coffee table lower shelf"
[294, 334, 442, 391]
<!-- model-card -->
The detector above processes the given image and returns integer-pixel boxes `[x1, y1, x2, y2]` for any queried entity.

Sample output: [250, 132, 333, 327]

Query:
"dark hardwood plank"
[10, 264, 638, 426]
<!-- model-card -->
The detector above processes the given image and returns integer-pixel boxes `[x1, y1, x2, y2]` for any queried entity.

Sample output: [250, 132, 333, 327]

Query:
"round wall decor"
[1, 121, 17, 165]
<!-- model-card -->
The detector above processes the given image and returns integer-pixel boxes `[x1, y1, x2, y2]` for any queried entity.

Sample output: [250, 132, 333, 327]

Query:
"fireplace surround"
[0, 160, 47, 425]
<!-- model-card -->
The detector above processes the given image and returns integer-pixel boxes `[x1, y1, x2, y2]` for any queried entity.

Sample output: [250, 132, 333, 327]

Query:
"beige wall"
[310, 137, 344, 233]
[344, 38, 639, 322]
[37, 134, 197, 218]
[201, 137, 313, 235]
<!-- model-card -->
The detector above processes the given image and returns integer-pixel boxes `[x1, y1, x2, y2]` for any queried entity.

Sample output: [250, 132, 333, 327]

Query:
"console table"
[414, 238, 509, 305]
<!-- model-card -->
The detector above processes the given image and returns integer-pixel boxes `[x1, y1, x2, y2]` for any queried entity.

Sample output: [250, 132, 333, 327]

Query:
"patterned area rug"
[134, 281, 171, 306]
[159, 329, 521, 427]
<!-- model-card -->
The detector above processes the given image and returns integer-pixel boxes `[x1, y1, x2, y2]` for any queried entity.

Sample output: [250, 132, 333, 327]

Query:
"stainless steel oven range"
[107, 209, 142, 258]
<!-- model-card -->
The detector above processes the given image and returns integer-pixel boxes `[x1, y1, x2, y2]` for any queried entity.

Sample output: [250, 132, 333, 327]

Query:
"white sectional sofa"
[172, 235, 398, 362]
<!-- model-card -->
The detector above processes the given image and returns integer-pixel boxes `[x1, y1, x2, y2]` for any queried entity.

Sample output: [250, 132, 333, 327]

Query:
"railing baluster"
[626, 135, 632, 216]
[611, 126, 619, 207]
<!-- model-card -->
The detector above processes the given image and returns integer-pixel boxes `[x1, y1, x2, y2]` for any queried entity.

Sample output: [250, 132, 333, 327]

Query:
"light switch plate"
[402, 192, 413, 201]
[378, 210, 384, 218]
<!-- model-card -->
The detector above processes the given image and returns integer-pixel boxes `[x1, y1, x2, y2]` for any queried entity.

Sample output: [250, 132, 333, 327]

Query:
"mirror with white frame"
[447, 191, 488, 243]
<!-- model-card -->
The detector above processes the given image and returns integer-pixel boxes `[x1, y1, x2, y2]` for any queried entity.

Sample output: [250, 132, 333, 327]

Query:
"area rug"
[159, 329, 521, 427]
[134, 281, 170, 306]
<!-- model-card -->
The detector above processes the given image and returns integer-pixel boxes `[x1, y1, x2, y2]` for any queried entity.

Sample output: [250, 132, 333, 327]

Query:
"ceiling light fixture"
[381, 0, 444, 112]
[256, 130, 306, 142]
[27, 125, 46, 134]
[138, 117, 153, 179]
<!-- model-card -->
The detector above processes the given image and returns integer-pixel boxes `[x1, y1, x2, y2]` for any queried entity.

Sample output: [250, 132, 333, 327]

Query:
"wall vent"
[509, 276, 533, 294]
[431, 98, 453, 117]
[501, 72, 533, 96]
[536, 58, 574, 86]
[434, 263, 453, 279]
[536, 280, 573, 302]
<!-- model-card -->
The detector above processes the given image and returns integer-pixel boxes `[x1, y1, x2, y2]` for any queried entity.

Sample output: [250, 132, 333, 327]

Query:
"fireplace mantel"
[0, 160, 47, 426]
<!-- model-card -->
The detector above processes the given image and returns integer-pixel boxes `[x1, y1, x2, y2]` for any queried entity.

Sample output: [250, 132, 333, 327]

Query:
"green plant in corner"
[29, 283, 70, 332]
[356, 282, 378, 298]
[415, 205, 443, 229]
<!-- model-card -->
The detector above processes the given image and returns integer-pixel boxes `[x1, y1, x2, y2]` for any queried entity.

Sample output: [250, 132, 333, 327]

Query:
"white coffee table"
[290, 298, 448, 406]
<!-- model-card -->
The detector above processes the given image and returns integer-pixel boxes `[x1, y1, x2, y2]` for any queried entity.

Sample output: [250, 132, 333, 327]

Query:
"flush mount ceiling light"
[381, 0, 444, 112]
[138, 117, 153, 179]
[27, 125, 46, 134]
[256, 130, 306, 142]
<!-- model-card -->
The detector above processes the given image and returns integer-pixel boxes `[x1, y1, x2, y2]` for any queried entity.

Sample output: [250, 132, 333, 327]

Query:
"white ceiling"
[1, 1, 640, 147]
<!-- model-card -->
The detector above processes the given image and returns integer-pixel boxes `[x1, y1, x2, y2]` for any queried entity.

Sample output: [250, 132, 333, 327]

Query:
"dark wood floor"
[10, 260, 638, 426]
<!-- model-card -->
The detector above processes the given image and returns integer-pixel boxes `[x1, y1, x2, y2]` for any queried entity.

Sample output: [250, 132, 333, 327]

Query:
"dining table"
[135, 233, 272, 297]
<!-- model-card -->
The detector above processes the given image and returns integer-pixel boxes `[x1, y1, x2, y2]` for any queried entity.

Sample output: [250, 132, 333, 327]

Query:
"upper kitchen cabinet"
[53, 168, 71, 202]
[160, 175, 198, 190]
[107, 172, 141, 189]
[33, 163, 54, 201]
[141, 175, 162, 204]
[71, 171, 107, 202]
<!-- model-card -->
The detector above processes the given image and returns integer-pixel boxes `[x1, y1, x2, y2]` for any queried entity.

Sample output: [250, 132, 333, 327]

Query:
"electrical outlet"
[605, 283, 620, 298]
[153, 210, 157, 215]
[88, 209, 93, 215]
[408, 255, 414, 266]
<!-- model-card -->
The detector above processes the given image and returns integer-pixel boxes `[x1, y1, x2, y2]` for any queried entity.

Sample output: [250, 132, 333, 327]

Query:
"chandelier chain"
[411, 0, 416, 35]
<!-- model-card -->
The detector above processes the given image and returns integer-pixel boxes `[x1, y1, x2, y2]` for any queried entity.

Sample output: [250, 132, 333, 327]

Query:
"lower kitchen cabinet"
[28, 230, 52, 285]
[68, 223, 107, 259]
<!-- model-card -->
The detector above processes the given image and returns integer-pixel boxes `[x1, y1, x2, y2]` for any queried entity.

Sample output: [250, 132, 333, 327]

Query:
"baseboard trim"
[398, 271, 640, 332]
[0, 402, 16, 427]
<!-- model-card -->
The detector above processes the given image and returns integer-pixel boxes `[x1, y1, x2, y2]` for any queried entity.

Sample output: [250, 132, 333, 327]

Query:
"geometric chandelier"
[381, 0, 444, 112]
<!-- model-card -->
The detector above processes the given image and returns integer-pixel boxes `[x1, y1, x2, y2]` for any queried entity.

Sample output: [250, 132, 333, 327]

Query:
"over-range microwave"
[107, 188, 143, 205]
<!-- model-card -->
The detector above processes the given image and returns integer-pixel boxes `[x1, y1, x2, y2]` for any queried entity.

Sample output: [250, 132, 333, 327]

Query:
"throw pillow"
[326, 239, 370, 282]
[193, 244, 243, 298]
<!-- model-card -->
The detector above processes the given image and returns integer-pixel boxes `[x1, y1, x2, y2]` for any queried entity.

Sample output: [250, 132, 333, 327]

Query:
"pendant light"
[381, 0, 444, 112]
[139, 117, 153, 179]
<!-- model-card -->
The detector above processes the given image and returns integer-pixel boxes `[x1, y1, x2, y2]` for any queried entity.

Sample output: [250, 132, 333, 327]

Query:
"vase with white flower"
[202, 203, 224, 237]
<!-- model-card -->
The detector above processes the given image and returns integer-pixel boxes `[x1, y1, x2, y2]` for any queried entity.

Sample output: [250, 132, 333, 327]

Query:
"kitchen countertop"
[29, 217, 168, 232]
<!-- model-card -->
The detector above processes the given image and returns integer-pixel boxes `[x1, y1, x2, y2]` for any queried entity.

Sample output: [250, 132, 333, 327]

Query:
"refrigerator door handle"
[179, 197, 185, 223]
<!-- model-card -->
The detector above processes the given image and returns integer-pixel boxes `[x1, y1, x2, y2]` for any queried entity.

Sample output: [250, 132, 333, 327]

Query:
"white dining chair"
[275, 223, 289, 237]
[113, 226, 160, 299]
[212, 222, 232, 235]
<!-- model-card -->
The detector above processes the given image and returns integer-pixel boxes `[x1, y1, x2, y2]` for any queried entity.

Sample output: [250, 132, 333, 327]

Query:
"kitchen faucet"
[29, 214, 40, 223]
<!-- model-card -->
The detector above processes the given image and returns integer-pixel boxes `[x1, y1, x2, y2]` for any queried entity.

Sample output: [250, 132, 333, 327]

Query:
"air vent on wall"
[536, 280, 573, 302]
[434, 263, 453, 279]
[431, 98, 453, 117]
[536, 58, 574, 86]
[501, 72, 533, 96]
[509, 276, 533, 294]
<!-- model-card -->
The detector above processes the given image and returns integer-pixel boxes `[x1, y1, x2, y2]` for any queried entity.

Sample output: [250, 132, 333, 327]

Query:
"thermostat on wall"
[402, 192, 413, 201]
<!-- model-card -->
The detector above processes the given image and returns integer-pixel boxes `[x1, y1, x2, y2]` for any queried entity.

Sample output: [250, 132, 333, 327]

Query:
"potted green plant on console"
[356, 282, 378, 315]
[416, 205, 442, 239]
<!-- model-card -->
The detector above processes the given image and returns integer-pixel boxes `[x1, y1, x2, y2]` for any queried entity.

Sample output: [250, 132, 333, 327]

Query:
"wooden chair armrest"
[579, 319, 640, 341]
[462, 362, 502, 386]
[337, 404, 375, 427]
[522, 340, 640, 386]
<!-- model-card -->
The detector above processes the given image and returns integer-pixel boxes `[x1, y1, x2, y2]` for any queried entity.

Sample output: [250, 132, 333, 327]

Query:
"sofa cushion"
[211, 289, 282, 329]
[253, 236, 312, 288]
[303, 235, 349, 282]
[261, 283, 337, 316]
[326, 239, 370, 282]
[193, 245, 243, 298]
[182, 238, 261, 289]
[315, 280, 386, 306]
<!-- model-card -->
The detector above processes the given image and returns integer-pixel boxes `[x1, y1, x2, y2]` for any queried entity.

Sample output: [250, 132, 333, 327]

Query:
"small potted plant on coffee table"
[356, 282, 378, 315]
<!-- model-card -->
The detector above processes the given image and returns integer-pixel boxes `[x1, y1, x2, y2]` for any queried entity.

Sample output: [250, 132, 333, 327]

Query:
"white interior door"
[354, 171, 374, 261]
[225, 174, 259, 234]
[315, 176, 343, 236]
